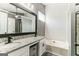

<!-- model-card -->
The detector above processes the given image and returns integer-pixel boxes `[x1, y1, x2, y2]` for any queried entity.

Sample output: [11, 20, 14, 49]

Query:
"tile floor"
[42, 52, 57, 56]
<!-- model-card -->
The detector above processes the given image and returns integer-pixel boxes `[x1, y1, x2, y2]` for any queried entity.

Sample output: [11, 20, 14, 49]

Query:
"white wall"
[45, 3, 72, 43]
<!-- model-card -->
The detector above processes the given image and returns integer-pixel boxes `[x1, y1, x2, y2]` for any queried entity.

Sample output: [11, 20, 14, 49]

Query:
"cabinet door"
[8, 46, 29, 56]
[39, 39, 46, 56]
[30, 43, 38, 56]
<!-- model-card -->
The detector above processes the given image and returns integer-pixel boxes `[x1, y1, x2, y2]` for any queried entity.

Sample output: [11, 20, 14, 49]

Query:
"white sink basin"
[0, 36, 44, 53]
[0, 42, 21, 53]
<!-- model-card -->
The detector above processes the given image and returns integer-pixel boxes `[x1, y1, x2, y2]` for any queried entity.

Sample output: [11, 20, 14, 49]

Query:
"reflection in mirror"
[15, 16, 22, 33]
[8, 14, 16, 33]
[22, 16, 33, 32]
[0, 3, 16, 13]
[0, 3, 36, 35]
[16, 8, 35, 33]
[15, 8, 24, 33]
[0, 11, 8, 34]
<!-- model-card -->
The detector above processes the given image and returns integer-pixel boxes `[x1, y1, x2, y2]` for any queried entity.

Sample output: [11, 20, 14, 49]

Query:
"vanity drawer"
[39, 39, 46, 56]
[8, 46, 29, 56]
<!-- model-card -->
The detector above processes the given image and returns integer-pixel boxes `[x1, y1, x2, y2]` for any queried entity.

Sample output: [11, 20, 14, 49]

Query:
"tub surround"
[0, 36, 45, 55]
[45, 40, 69, 56]
[46, 40, 69, 50]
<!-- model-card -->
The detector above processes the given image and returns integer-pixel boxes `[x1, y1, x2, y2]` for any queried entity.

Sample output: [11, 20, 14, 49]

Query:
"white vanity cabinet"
[39, 39, 46, 56]
[7, 37, 45, 56]
[8, 46, 29, 56]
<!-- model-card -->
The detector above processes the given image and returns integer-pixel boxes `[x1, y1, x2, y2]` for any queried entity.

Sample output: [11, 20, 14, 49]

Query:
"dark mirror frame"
[0, 3, 37, 38]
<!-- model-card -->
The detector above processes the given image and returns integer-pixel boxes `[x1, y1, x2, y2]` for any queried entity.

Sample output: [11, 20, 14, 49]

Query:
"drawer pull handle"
[33, 48, 35, 50]
[43, 43, 44, 46]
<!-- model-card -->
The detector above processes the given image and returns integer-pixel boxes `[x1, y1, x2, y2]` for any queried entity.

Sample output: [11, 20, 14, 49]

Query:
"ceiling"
[42, 3, 53, 6]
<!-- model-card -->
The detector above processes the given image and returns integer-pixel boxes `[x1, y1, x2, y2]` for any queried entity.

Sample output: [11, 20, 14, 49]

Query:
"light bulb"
[15, 15, 18, 18]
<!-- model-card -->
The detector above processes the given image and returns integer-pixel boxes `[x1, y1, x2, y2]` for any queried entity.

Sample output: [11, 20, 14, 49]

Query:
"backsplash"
[0, 38, 7, 43]
[0, 34, 35, 43]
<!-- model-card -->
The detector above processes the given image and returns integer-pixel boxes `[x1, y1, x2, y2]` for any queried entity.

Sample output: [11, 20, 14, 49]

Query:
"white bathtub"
[45, 40, 69, 56]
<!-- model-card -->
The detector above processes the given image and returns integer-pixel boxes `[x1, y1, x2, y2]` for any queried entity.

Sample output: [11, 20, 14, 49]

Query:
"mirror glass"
[0, 11, 8, 34]
[0, 3, 36, 34]
[7, 13, 16, 33]
[0, 4, 16, 34]
[16, 8, 35, 33]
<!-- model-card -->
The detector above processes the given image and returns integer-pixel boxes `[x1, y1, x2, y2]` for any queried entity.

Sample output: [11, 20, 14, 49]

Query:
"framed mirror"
[0, 3, 37, 37]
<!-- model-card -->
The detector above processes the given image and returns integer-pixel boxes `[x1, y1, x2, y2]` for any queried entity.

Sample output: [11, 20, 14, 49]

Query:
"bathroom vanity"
[0, 36, 46, 56]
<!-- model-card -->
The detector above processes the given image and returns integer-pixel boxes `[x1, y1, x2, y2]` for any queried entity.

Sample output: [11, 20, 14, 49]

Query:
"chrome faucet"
[5, 36, 13, 44]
